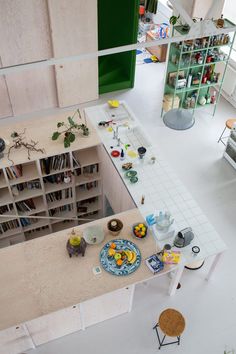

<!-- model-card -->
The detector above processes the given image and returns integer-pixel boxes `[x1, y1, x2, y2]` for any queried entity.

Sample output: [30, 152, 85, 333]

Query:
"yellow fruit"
[138, 223, 143, 228]
[135, 226, 139, 230]
[69, 236, 81, 246]
[129, 251, 137, 264]
[108, 248, 116, 257]
[125, 250, 133, 262]
[141, 231, 145, 236]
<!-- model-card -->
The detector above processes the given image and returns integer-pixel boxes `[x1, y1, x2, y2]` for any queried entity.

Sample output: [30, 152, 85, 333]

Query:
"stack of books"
[16, 199, 36, 213]
[46, 188, 73, 203]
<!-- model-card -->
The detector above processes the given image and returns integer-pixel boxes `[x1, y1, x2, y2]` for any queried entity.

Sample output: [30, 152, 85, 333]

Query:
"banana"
[125, 250, 133, 262]
[129, 251, 137, 264]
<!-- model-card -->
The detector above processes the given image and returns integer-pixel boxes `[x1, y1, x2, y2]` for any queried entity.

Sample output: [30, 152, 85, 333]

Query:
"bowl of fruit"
[132, 223, 148, 239]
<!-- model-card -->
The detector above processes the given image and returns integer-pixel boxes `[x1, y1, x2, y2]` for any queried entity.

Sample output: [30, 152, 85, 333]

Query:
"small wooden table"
[146, 31, 167, 62]
[153, 308, 185, 349]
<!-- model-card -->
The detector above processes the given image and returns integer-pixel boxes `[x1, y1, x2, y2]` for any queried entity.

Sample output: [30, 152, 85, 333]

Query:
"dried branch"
[7, 130, 45, 165]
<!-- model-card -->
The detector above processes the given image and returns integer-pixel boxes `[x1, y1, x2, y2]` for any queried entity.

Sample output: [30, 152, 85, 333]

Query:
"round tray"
[100, 239, 141, 276]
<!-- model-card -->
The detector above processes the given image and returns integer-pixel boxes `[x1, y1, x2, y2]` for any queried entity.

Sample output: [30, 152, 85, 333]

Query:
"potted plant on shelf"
[52, 109, 89, 148]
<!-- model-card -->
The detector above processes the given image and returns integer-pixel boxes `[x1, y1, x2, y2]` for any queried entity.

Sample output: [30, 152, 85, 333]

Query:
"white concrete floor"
[26, 60, 236, 354]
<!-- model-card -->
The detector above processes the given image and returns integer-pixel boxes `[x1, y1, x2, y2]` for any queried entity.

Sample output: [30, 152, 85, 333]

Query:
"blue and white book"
[145, 254, 164, 274]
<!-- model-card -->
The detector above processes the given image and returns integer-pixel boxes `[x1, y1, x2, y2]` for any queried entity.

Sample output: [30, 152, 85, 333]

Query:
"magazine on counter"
[145, 254, 164, 274]
[162, 250, 181, 264]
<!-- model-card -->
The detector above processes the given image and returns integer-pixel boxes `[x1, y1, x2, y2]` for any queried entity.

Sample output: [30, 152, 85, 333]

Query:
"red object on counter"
[139, 5, 145, 15]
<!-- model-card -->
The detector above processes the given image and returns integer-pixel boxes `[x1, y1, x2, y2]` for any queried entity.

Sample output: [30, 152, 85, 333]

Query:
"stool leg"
[217, 126, 226, 143]
[154, 324, 162, 348]
[177, 336, 181, 345]
[159, 335, 166, 349]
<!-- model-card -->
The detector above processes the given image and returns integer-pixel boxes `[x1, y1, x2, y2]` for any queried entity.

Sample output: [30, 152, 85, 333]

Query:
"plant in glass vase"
[52, 109, 89, 148]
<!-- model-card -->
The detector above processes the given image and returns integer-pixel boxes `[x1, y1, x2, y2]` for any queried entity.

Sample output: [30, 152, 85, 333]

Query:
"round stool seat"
[226, 119, 236, 130]
[159, 309, 185, 337]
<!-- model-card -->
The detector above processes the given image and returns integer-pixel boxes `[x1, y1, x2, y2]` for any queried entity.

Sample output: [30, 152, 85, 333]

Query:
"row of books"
[83, 164, 99, 174]
[40, 153, 70, 175]
[46, 188, 73, 203]
[77, 197, 98, 213]
[0, 219, 19, 234]
[14, 180, 41, 192]
[16, 199, 36, 213]
[25, 226, 50, 237]
[5, 164, 23, 180]
[77, 181, 98, 191]
[43, 172, 71, 185]
[74, 164, 99, 177]
[0, 204, 13, 215]
[49, 204, 73, 217]
[20, 217, 39, 227]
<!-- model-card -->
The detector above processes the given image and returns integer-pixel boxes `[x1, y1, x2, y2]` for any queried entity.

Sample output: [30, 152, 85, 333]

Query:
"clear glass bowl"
[155, 212, 174, 232]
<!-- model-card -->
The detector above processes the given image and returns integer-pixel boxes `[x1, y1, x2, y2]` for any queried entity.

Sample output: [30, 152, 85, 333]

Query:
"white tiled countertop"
[85, 101, 227, 266]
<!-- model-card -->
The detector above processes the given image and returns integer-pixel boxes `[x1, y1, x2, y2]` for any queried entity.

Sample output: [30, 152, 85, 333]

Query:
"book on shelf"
[13, 180, 41, 192]
[46, 188, 73, 203]
[49, 204, 73, 217]
[0, 219, 19, 234]
[40, 153, 70, 175]
[16, 199, 36, 213]
[5, 165, 23, 180]
[72, 153, 81, 168]
[0, 204, 14, 215]
[20, 217, 39, 227]
[145, 254, 164, 274]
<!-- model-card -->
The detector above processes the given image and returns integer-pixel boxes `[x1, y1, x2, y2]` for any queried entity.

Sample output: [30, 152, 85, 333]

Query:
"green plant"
[52, 109, 89, 148]
[169, 15, 180, 26]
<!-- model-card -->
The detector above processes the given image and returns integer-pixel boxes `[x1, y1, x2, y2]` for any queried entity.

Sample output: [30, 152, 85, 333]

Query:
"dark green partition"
[98, 0, 139, 94]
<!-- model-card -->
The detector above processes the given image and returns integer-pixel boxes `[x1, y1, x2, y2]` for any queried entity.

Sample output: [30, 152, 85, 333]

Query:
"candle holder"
[137, 146, 147, 159]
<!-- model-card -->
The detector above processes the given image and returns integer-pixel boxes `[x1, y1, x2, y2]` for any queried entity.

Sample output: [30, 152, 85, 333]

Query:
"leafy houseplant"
[52, 109, 89, 148]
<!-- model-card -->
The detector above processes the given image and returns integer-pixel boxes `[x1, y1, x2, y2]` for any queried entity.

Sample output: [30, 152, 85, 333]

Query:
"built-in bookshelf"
[0, 146, 103, 248]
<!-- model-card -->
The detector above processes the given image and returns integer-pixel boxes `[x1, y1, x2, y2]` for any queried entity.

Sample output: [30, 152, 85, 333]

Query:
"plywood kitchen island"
[0, 208, 174, 353]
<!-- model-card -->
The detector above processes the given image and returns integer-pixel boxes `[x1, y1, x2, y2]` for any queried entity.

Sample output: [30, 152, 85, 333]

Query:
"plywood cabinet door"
[48, 0, 98, 107]
[99, 145, 136, 213]
[0, 324, 35, 354]
[0, 0, 57, 116]
[120, 181, 137, 212]
[0, 60, 12, 119]
[81, 287, 133, 328]
[26, 305, 82, 346]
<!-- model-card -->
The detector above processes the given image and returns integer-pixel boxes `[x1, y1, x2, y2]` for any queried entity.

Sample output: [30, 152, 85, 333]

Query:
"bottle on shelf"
[187, 70, 192, 88]
[211, 91, 217, 104]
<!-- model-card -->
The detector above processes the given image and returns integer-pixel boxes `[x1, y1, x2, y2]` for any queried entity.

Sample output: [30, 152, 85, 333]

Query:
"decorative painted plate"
[100, 239, 141, 276]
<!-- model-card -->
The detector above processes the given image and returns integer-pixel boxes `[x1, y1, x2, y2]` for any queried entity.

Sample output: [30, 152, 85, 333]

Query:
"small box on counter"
[145, 254, 164, 274]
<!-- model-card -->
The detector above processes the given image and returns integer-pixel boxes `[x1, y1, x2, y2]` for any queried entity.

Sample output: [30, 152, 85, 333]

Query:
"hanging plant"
[52, 109, 89, 148]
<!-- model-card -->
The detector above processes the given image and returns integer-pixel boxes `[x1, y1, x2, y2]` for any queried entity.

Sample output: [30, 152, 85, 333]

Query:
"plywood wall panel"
[5, 67, 57, 116]
[0, 0, 57, 116]
[0, 60, 13, 119]
[0, 0, 52, 65]
[48, 0, 98, 107]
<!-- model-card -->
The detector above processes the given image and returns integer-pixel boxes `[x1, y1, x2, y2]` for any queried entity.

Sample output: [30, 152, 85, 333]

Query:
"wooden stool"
[153, 308, 185, 349]
[218, 119, 236, 145]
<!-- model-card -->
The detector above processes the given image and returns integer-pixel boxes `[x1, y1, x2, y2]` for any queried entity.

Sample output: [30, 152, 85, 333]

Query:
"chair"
[217, 119, 236, 145]
[153, 308, 185, 350]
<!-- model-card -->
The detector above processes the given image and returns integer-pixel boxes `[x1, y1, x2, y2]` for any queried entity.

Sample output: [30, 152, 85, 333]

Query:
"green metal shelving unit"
[162, 19, 236, 117]
[98, 0, 139, 95]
